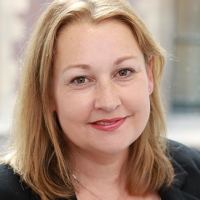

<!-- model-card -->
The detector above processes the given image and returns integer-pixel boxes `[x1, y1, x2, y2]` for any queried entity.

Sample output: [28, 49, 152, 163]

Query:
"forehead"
[57, 18, 136, 42]
[55, 19, 140, 53]
[53, 19, 144, 72]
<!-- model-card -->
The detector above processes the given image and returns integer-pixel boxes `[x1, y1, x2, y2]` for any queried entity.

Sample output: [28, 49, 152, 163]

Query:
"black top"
[0, 140, 200, 200]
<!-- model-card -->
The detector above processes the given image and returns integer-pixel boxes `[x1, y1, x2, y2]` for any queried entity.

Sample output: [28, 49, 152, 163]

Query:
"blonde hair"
[2, 0, 173, 199]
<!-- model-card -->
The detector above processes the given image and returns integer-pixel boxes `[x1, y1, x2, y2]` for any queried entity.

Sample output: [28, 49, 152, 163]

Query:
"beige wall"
[0, 0, 29, 134]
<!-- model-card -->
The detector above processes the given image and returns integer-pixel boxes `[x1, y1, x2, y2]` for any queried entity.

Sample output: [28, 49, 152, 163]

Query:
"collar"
[159, 143, 199, 200]
[171, 158, 188, 188]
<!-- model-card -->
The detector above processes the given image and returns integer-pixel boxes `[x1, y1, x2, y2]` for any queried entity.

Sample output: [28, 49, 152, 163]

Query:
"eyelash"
[71, 76, 89, 84]
[70, 68, 134, 85]
[116, 68, 133, 77]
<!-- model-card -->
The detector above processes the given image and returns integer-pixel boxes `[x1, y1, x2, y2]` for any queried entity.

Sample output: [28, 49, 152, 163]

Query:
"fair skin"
[52, 20, 159, 199]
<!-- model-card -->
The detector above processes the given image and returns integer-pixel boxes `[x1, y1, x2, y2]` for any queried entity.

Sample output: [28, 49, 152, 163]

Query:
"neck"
[71, 147, 128, 179]
[68, 146, 129, 198]
[68, 147, 160, 200]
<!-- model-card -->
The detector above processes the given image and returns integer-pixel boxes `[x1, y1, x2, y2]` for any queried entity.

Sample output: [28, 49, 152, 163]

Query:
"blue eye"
[72, 77, 88, 84]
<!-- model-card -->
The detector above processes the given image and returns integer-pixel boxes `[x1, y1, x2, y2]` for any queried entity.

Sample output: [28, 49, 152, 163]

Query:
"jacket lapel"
[159, 158, 199, 200]
[30, 192, 77, 200]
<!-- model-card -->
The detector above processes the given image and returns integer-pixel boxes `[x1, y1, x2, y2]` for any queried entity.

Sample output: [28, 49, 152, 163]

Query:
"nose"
[94, 80, 121, 112]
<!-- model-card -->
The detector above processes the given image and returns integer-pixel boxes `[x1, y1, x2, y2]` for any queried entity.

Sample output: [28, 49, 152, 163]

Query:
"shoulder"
[0, 163, 34, 200]
[168, 139, 200, 169]
[0, 164, 74, 200]
[166, 140, 200, 199]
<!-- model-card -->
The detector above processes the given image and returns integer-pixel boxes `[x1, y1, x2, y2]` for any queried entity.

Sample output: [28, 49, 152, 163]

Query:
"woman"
[0, 0, 200, 200]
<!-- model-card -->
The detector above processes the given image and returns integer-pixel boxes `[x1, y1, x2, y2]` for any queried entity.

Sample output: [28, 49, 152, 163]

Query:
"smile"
[90, 118, 126, 132]
[96, 121, 116, 125]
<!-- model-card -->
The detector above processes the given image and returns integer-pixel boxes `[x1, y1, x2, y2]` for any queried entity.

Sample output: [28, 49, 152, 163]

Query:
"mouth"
[90, 117, 126, 132]
[96, 121, 117, 125]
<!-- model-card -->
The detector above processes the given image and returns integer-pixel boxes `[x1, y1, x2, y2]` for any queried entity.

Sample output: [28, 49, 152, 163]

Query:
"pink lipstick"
[90, 117, 126, 132]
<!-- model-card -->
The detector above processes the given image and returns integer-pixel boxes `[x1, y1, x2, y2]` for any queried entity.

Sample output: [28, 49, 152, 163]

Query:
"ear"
[147, 56, 154, 95]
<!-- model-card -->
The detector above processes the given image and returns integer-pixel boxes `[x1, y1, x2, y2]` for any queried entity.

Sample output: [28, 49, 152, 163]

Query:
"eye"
[71, 76, 89, 84]
[117, 69, 132, 77]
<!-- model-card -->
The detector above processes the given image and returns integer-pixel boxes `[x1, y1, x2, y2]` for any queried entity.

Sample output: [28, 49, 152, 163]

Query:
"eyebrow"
[62, 55, 137, 73]
[62, 64, 90, 73]
[114, 55, 137, 65]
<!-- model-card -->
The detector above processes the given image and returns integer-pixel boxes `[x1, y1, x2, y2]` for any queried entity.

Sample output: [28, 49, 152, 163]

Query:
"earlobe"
[147, 56, 154, 95]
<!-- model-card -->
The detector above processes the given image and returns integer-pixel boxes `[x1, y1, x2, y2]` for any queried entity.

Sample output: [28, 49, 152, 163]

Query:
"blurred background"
[0, 0, 200, 149]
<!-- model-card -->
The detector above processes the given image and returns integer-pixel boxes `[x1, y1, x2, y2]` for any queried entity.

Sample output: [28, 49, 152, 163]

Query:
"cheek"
[125, 83, 150, 108]
[55, 92, 93, 124]
[130, 95, 150, 118]
[128, 91, 150, 132]
[124, 82, 151, 124]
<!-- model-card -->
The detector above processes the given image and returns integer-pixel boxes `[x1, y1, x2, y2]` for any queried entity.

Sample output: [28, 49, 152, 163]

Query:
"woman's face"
[52, 20, 153, 156]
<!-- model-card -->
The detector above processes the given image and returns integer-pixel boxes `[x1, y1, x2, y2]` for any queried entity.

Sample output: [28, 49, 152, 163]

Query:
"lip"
[90, 117, 126, 132]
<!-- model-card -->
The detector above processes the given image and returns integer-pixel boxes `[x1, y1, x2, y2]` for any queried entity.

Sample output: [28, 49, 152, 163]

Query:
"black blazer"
[0, 140, 200, 200]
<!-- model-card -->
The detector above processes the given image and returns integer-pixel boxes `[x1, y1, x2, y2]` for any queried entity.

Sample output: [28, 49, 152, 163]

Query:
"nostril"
[94, 96, 121, 112]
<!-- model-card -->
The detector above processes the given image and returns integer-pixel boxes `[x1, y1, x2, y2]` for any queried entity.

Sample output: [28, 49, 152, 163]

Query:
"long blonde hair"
[3, 0, 173, 199]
